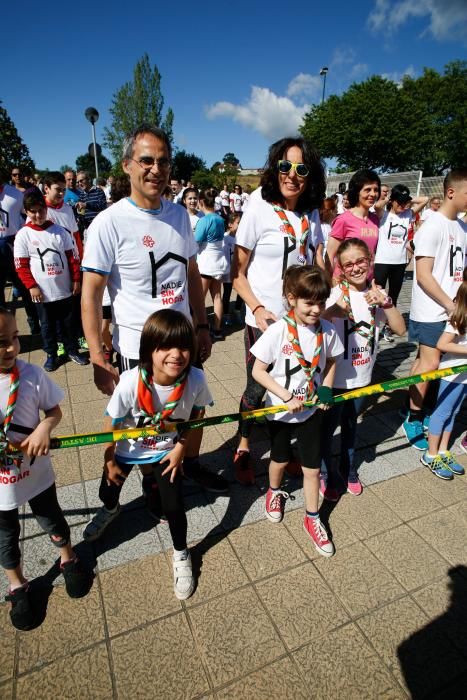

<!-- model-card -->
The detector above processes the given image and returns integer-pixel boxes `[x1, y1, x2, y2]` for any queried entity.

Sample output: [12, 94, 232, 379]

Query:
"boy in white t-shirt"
[404, 169, 467, 450]
[14, 191, 89, 373]
[43, 172, 82, 260]
[0, 308, 93, 630]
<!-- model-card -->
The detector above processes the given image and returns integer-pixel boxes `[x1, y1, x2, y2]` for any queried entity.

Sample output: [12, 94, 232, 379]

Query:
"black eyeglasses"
[277, 160, 309, 178]
[11, 172, 20, 177]
[130, 157, 171, 172]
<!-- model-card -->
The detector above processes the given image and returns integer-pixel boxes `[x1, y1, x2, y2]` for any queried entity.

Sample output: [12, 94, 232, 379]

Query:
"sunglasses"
[341, 257, 370, 272]
[277, 160, 309, 178]
[131, 157, 171, 172]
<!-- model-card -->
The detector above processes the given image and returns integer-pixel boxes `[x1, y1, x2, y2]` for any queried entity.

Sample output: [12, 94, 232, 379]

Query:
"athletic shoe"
[68, 352, 90, 366]
[61, 558, 94, 598]
[12, 287, 20, 300]
[382, 326, 394, 343]
[319, 477, 340, 502]
[212, 330, 225, 341]
[79, 336, 89, 350]
[265, 488, 289, 523]
[403, 418, 428, 451]
[44, 355, 58, 372]
[183, 459, 229, 494]
[83, 504, 121, 541]
[439, 450, 465, 476]
[303, 516, 335, 557]
[461, 434, 467, 455]
[347, 478, 363, 496]
[420, 453, 453, 480]
[233, 450, 255, 485]
[173, 551, 195, 600]
[285, 460, 302, 478]
[223, 315, 234, 327]
[56, 342, 66, 357]
[5, 585, 36, 631]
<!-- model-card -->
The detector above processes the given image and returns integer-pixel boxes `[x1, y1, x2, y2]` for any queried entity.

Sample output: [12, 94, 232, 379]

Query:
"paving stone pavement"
[2, 276, 467, 699]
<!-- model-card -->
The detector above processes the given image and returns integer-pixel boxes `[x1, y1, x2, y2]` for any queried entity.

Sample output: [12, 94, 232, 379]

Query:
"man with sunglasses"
[81, 124, 228, 496]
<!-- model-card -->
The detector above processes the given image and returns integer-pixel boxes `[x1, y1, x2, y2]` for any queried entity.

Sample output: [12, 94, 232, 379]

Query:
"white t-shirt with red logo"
[0, 360, 64, 510]
[106, 366, 213, 462]
[220, 190, 230, 207]
[250, 318, 343, 423]
[326, 285, 386, 389]
[0, 184, 24, 239]
[14, 222, 75, 302]
[45, 200, 78, 237]
[82, 198, 197, 359]
[437, 321, 467, 384]
[374, 209, 413, 265]
[236, 199, 324, 328]
[230, 193, 243, 212]
[410, 212, 466, 323]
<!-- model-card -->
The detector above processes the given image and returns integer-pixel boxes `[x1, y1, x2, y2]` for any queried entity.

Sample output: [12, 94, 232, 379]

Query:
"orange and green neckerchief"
[284, 309, 323, 400]
[0, 363, 20, 454]
[340, 279, 377, 345]
[273, 205, 309, 264]
[137, 367, 187, 431]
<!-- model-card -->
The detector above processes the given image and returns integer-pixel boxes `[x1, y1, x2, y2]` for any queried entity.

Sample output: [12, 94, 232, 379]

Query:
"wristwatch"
[382, 296, 393, 309]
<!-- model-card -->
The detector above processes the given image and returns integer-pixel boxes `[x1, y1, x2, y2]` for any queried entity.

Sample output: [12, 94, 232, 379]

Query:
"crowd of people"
[1, 127, 467, 631]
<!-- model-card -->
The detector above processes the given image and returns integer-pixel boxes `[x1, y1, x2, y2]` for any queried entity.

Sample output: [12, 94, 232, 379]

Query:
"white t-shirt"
[220, 190, 230, 207]
[421, 208, 437, 222]
[250, 318, 343, 423]
[82, 198, 197, 358]
[326, 286, 386, 389]
[438, 321, 467, 384]
[0, 184, 24, 239]
[235, 198, 324, 328]
[410, 212, 466, 323]
[374, 209, 413, 265]
[230, 193, 243, 212]
[321, 222, 331, 251]
[14, 222, 75, 303]
[0, 360, 64, 510]
[106, 366, 213, 462]
[46, 201, 78, 236]
[214, 196, 222, 213]
[241, 192, 250, 211]
[189, 211, 203, 233]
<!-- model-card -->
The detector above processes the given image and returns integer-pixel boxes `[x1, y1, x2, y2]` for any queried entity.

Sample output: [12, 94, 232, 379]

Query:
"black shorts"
[268, 411, 323, 468]
[102, 305, 112, 320]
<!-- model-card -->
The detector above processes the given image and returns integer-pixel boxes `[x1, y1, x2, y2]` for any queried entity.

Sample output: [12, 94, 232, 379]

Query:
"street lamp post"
[84, 107, 100, 182]
[320, 67, 329, 105]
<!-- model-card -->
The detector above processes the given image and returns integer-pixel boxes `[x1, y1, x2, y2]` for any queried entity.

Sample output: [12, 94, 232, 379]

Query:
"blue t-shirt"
[194, 213, 225, 243]
[64, 188, 80, 206]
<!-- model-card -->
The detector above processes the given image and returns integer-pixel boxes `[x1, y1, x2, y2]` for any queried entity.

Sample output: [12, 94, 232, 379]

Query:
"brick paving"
[1, 275, 467, 699]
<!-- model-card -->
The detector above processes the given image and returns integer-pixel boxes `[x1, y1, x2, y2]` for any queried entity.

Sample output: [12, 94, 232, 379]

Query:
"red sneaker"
[285, 460, 302, 478]
[265, 488, 289, 523]
[234, 450, 255, 485]
[347, 478, 363, 496]
[303, 516, 335, 557]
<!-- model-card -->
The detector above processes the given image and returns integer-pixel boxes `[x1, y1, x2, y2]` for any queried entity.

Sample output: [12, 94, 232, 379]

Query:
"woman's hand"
[254, 306, 277, 332]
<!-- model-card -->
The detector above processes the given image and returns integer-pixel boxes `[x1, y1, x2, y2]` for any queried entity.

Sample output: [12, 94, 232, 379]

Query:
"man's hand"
[254, 306, 277, 332]
[93, 360, 119, 396]
[197, 328, 212, 363]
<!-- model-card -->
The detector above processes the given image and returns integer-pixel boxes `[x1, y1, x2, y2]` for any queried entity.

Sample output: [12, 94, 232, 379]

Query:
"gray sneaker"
[173, 551, 195, 600]
[83, 505, 120, 541]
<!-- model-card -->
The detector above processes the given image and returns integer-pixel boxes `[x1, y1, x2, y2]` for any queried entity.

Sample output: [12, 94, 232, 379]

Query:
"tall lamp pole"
[84, 107, 100, 182]
[320, 67, 329, 105]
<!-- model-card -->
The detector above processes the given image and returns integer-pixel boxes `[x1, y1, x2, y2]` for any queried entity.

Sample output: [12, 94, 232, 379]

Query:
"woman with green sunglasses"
[231, 136, 326, 485]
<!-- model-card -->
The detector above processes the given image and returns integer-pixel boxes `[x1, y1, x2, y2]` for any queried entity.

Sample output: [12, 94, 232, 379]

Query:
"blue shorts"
[408, 319, 445, 349]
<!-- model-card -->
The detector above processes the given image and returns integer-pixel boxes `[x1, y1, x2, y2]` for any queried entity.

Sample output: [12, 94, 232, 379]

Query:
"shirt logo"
[143, 235, 155, 248]
[282, 343, 294, 356]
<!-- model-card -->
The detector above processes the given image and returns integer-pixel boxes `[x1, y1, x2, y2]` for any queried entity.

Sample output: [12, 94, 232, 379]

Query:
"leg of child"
[59, 296, 79, 355]
[83, 461, 134, 541]
[210, 279, 223, 332]
[321, 401, 344, 497]
[302, 467, 320, 513]
[222, 282, 232, 317]
[29, 483, 93, 598]
[428, 380, 466, 454]
[0, 508, 27, 590]
[341, 396, 366, 492]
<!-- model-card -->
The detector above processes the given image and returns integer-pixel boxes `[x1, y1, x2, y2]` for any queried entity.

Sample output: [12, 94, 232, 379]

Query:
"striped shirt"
[78, 186, 107, 227]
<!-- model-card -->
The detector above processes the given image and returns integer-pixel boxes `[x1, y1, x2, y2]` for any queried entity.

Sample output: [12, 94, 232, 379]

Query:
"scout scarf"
[0, 363, 20, 458]
[340, 280, 376, 345]
[284, 309, 323, 400]
[137, 367, 187, 430]
[273, 204, 309, 264]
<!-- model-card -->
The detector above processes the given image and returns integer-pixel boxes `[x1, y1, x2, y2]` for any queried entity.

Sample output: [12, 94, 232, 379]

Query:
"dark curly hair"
[260, 137, 326, 214]
[347, 169, 381, 208]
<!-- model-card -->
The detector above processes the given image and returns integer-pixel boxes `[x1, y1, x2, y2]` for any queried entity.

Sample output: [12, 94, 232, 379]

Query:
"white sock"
[173, 548, 189, 561]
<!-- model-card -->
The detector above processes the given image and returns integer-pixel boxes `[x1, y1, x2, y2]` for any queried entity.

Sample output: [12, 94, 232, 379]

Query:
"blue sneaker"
[439, 450, 465, 476]
[423, 414, 430, 434]
[43, 355, 58, 372]
[403, 419, 428, 451]
[421, 452, 453, 480]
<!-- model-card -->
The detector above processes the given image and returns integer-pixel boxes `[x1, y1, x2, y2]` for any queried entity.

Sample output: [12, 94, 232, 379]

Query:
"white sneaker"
[83, 504, 120, 541]
[173, 551, 195, 600]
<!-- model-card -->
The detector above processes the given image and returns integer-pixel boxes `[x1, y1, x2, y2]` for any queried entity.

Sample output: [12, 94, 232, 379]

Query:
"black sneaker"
[61, 558, 94, 598]
[5, 586, 36, 631]
[184, 459, 229, 494]
[44, 355, 58, 372]
[67, 352, 90, 366]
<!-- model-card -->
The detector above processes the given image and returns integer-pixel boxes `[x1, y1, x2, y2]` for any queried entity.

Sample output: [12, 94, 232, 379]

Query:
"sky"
[2, 0, 466, 173]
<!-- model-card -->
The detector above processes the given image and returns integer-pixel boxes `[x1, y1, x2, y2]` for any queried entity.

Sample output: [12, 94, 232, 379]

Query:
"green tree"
[60, 164, 75, 173]
[223, 152, 240, 168]
[0, 100, 35, 180]
[300, 62, 467, 175]
[75, 152, 112, 177]
[103, 53, 174, 164]
[172, 150, 206, 181]
[212, 164, 239, 191]
[191, 169, 215, 190]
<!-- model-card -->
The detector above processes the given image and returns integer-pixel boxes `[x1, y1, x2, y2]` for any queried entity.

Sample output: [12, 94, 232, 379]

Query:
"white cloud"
[381, 65, 417, 84]
[367, 0, 467, 41]
[205, 86, 309, 140]
[350, 63, 369, 79]
[286, 73, 322, 99]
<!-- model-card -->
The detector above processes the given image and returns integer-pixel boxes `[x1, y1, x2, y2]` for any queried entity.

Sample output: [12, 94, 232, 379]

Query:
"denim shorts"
[408, 319, 445, 349]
